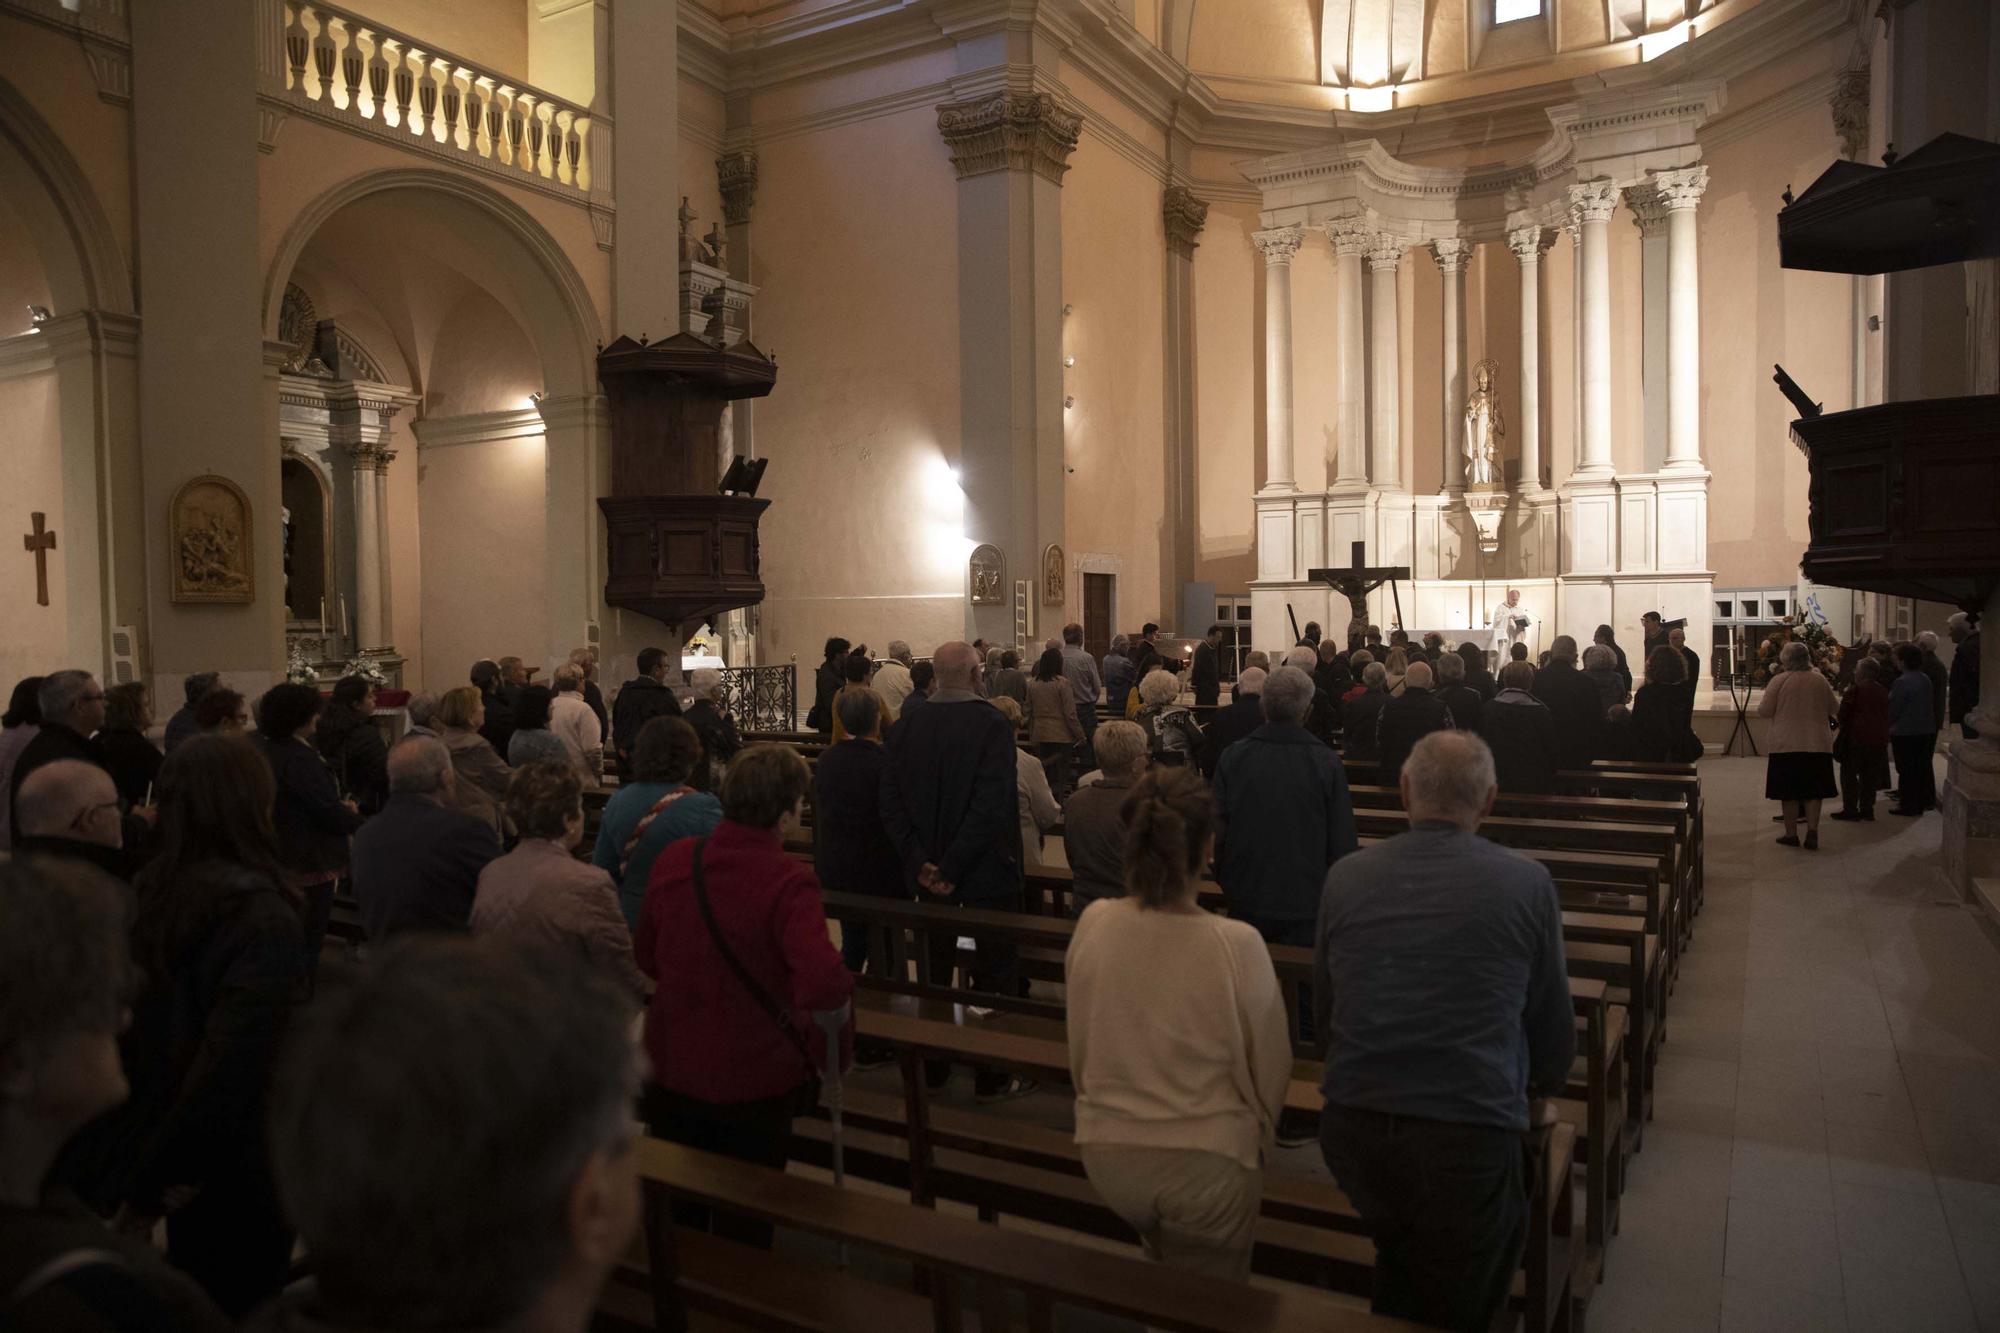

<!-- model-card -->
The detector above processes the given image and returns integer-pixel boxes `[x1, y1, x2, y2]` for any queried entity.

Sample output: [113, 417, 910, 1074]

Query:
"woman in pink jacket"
[1757, 641, 1838, 849]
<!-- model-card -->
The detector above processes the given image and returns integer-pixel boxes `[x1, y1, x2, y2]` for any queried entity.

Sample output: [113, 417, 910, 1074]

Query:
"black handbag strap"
[689, 838, 815, 1067]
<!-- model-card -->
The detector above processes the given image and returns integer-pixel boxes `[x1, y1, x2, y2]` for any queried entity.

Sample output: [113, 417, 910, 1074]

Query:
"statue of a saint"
[1464, 359, 1504, 488]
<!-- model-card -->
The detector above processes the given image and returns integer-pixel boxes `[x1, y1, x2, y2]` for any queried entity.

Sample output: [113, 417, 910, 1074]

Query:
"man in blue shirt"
[1313, 729, 1573, 1332]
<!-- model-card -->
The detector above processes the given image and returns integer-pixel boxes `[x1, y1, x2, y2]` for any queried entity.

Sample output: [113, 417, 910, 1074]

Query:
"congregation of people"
[0, 604, 1977, 1333]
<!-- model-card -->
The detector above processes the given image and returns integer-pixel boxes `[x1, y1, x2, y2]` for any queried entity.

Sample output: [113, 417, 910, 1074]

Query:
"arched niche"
[280, 450, 332, 625]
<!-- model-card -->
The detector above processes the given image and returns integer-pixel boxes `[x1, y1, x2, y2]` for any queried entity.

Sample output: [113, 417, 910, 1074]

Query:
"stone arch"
[264, 168, 601, 397]
[0, 74, 132, 316]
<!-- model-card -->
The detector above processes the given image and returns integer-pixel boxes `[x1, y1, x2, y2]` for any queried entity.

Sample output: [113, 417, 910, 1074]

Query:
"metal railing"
[718, 664, 797, 734]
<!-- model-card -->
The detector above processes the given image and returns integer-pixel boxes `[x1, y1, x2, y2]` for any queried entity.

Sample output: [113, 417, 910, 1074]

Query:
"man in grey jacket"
[1313, 729, 1573, 1332]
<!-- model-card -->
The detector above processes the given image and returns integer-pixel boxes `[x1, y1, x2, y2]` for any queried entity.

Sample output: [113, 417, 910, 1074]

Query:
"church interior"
[3, 0, 1999, 1328]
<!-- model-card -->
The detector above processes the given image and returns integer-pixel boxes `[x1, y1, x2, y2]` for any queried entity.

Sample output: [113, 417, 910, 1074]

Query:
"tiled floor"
[1585, 754, 2000, 1332]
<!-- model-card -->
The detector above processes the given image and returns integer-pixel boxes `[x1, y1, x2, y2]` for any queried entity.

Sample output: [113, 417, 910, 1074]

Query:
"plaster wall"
[745, 101, 965, 663]
[346, 0, 530, 80]
[1058, 99, 1168, 627]
[418, 430, 548, 690]
[0, 198, 53, 324]
[427, 288, 544, 414]
[0, 368, 67, 687]
[1192, 196, 1259, 595]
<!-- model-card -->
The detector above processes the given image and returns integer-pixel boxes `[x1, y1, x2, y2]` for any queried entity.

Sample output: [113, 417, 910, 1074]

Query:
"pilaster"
[938, 88, 1078, 640]
[1162, 183, 1207, 608]
[536, 392, 610, 675]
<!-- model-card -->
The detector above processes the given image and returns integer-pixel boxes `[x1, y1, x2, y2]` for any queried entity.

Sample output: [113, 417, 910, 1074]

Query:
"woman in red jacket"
[636, 743, 852, 1246]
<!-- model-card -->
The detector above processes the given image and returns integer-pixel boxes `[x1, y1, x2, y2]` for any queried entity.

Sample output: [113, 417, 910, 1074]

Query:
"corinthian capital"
[716, 150, 759, 227]
[1650, 165, 1710, 211]
[1431, 237, 1472, 273]
[1366, 234, 1406, 271]
[1324, 218, 1372, 258]
[936, 92, 1083, 185]
[1566, 179, 1620, 226]
[1624, 184, 1673, 236]
[1507, 225, 1552, 261]
[1163, 185, 1210, 258]
[1252, 226, 1305, 264]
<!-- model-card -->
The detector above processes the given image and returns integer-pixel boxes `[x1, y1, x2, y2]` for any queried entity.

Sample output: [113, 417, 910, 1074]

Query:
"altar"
[1241, 84, 1721, 666]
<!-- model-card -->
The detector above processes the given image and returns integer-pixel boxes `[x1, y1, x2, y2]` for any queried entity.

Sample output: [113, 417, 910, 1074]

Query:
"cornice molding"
[412, 407, 548, 450]
[1697, 67, 1839, 150]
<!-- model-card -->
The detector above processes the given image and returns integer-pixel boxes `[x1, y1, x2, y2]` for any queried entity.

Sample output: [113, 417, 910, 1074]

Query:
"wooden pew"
[620, 1137, 1423, 1333]
[820, 886, 1627, 1273]
[840, 993, 1582, 1333]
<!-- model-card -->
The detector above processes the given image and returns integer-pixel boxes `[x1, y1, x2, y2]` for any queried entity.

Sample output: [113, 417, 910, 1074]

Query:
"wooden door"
[1083, 573, 1113, 660]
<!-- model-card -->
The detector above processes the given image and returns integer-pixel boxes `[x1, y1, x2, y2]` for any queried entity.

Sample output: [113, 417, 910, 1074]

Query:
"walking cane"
[813, 1004, 853, 1269]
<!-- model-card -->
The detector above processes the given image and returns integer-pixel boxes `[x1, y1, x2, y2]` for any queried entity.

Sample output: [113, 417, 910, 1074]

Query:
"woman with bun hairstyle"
[1063, 767, 1291, 1280]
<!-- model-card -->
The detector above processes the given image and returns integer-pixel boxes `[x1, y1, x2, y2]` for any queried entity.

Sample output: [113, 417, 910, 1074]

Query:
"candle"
[340, 597, 349, 638]
[319, 598, 327, 634]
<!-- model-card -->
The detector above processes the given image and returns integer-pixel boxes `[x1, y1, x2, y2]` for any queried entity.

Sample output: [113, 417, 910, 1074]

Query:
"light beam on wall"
[1639, 21, 1694, 62]
[920, 451, 973, 583]
[1347, 85, 1396, 114]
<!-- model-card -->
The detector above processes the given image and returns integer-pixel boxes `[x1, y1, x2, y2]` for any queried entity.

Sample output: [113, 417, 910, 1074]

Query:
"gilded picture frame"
[170, 474, 255, 605]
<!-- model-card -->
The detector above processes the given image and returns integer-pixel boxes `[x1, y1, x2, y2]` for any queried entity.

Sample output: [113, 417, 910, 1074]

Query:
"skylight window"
[1494, 0, 1542, 23]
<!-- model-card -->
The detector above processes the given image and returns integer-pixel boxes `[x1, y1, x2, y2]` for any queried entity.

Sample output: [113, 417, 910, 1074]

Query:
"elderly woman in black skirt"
[1757, 640, 1839, 849]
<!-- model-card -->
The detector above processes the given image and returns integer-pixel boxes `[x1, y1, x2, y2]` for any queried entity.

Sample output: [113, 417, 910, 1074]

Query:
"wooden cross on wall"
[23, 513, 55, 607]
[1308, 540, 1411, 632]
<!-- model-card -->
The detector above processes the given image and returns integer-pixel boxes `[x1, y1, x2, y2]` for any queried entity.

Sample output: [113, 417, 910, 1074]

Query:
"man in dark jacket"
[1918, 631, 1951, 740]
[1482, 661, 1558, 793]
[1212, 666, 1357, 948]
[1314, 640, 1354, 702]
[350, 737, 501, 938]
[1375, 661, 1455, 786]
[13, 760, 133, 879]
[1342, 663, 1391, 763]
[471, 659, 517, 759]
[814, 690, 905, 974]
[610, 647, 683, 768]
[1435, 652, 1485, 735]
[163, 670, 218, 754]
[9, 670, 153, 852]
[881, 641, 1031, 1101]
[1948, 613, 1980, 739]
[1533, 636, 1604, 772]
[1198, 667, 1266, 777]
[1191, 625, 1224, 706]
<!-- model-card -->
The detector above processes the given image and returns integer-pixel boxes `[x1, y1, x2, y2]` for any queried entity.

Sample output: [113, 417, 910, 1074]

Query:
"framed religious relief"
[1041, 543, 1065, 606]
[170, 474, 255, 604]
[969, 544, 1004, 606]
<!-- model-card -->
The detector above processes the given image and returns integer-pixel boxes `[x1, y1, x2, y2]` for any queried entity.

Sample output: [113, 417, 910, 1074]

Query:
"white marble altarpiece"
[1239, 85, 1720, 665]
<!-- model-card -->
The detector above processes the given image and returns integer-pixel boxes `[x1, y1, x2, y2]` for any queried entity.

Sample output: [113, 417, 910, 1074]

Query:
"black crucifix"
[22, 512, 55, 607]
[1308, 540, 1410, 636]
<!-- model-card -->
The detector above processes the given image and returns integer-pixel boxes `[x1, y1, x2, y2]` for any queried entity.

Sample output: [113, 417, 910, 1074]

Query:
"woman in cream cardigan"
[1064, 766, 1291, 1280]
[1757, 640, 1838, 849]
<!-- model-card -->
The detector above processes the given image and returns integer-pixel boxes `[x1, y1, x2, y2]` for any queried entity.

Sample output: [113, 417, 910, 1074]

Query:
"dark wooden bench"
[620, 1137, 1425, 1332]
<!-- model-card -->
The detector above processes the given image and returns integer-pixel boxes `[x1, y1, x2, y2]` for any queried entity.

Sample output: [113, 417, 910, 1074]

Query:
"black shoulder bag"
[688, 837, 817, 1072]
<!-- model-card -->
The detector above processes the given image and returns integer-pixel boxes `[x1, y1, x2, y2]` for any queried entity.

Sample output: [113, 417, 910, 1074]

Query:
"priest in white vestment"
[1490, 589, 1535, 654]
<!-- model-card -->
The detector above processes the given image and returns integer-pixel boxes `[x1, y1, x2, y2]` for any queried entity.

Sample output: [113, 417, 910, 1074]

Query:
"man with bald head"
[881, 641, 1034, 1101]
[1312, 731, 1573, 1331]
[14, 759, 129, 877]
[349, 736, 501, 939]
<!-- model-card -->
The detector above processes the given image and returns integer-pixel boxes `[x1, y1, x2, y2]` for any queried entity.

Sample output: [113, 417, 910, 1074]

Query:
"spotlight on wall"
[1064, 395, 1076, 409]
[528, 391, 544, 405]
[26, 304, 50, 334]
[1062, 304, 1073, 317]
[1064, 355, 1076, 367]
[719, 455, 769, 497]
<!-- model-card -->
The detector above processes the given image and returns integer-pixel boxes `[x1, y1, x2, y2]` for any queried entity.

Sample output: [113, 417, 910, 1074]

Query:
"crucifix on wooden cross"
[23, 512, 55, 607]
[1308, 540, 1411, 633]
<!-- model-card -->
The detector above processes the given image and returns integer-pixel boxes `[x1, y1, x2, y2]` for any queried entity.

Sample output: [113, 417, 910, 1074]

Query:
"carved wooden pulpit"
[595, 333, 777, 628]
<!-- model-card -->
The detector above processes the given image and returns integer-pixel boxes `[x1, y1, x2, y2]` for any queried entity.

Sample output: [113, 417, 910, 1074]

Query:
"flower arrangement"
[1753, 618, 1845, 689]
[284, 640, 320, 686]
[340, 654, 390, 687]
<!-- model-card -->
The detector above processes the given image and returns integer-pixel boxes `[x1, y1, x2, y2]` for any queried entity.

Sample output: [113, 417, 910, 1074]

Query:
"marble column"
[1327, 221, 1370, 487]
[1433, 238, 1471, 495]
[1253, 226, 1304, 493]
[346, 444, 381, 650]
[371, 448, 395, 648]
[1656, 166, 1709, 471]
[1507, 226, 1550, 492]
[1367, 236, 1405, 489]
[1164, 185, 1209, 595]
[1568, 181, 1620, 477]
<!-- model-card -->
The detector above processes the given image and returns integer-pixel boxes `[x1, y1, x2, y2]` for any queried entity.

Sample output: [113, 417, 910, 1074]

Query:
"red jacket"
[637, 819, 853, 1104]
[1838, 678, 1890, 749]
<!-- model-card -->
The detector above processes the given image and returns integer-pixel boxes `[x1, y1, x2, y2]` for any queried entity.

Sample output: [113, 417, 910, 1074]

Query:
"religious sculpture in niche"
[1042, 543, 1066, 607]
[170, 475, 254, 604]
[1465, 359, 1505, 488]
[969, 544, 1004, 606]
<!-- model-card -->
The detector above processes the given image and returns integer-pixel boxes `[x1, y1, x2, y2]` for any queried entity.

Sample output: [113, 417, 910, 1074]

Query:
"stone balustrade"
[273, 0, 601, 199]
